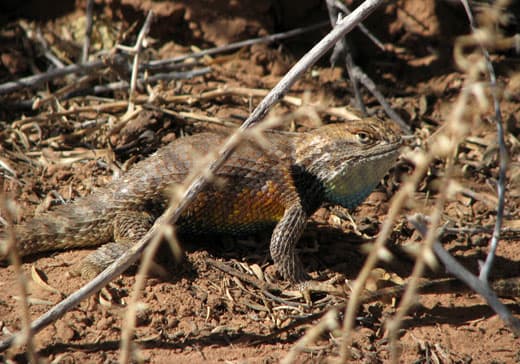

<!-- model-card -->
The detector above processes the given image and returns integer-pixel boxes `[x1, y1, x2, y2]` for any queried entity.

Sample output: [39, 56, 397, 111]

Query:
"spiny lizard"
[1, 117, 402, 282]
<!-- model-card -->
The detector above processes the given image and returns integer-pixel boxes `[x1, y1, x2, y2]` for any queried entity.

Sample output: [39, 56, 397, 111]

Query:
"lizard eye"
[356, 131, 371, 144]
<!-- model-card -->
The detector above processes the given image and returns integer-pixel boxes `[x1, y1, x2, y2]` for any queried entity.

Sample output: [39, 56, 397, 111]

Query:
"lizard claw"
[296, 279, 344, 295]
[283, 278, 344, 304]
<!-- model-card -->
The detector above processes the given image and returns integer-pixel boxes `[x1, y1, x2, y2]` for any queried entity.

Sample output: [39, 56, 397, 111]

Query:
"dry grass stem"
[0, 196, 38, 362]
[339, 149, 432, 362]
[281, 309, 339, 364]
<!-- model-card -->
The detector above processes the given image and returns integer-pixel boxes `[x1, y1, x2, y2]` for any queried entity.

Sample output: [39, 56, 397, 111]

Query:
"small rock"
[55, 320, 75, 342]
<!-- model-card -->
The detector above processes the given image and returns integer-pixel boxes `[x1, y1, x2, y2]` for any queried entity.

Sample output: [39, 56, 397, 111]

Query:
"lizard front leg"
[269, 204, 310, 283]
[76, 210, 154, 279]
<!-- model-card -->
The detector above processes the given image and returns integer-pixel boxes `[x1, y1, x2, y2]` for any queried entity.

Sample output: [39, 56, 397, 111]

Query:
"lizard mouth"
[360, 140, 402, 160]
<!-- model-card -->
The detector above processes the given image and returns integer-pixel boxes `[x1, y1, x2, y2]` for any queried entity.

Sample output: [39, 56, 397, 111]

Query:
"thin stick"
[143, 21, 329, 71]
[205, 258, 280, 292]
[458, 0, 507, 283]
[118, 225, 173, 364]
[81, 0, 95, 64]
[11, 86, 299, 124]
[33, 26, 66, 69]
[409, 215, 520, 335]
[352, 66, 411, 134]
[327, 0, 410, 134]
[90, 67, 212, 94]
[0, 56, 125, 95]
[116, 11, 154, 113]
[333, 0, 385, 51]
[0, 22, 327, 95]
[444, 226, 520, 238]
[281, 309, 339, 364]
[326, 0, 367, 115]
[0, 0, 384, 352]
[34, 74, 99, 109]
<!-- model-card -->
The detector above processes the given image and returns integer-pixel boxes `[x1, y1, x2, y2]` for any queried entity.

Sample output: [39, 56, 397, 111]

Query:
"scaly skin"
[1, 117, 402, 281]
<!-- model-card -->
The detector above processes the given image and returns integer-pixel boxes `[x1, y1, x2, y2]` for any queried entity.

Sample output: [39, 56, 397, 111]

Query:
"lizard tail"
[2, 194, 116, 257]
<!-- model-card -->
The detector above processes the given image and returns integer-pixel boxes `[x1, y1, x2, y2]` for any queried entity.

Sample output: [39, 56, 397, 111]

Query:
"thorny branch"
[326, 0, 366, 114]
[0, 57, 118, 95]
[385, 5, 516, 359]
[338, 152, 431, 361]
[326, 0, 410, 134]
[331, 0, 385, 50]
[116, 11, 154, 113]
[459, 0, 507, 283]
[0, 21, 328, 96]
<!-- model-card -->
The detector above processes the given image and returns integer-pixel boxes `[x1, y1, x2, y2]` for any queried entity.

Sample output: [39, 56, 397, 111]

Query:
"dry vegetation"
[0, 0, 519, 363]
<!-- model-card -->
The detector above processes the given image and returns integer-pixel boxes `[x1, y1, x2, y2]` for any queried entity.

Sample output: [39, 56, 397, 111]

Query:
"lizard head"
[294, 117, 402, 209]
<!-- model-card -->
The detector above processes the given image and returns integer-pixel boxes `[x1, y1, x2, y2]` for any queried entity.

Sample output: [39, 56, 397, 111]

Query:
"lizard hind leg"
[75, 210, 154, 280]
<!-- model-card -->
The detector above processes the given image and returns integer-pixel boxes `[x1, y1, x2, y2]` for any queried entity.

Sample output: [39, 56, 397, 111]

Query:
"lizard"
[1, 117, 402, 282]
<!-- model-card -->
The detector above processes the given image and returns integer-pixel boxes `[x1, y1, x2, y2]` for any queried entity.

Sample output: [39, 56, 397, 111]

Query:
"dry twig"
[116, 11, 154, 114]
[0, 21, 327, 96]
[81, 0, 95, 64]
[410, 215, 520, 335]
[0, 197, 38, 362]
[281, 309, 339, 364]
[326, 0, 410, 134]
[326, 0, 366, 115]
[459, 0, 507, 283]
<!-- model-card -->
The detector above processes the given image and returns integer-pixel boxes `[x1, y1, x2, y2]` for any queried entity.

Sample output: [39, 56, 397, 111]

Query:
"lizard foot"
[295, 278, 344, 295]
[72, 242, 133, 280]
[283, 277, 344, 304]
